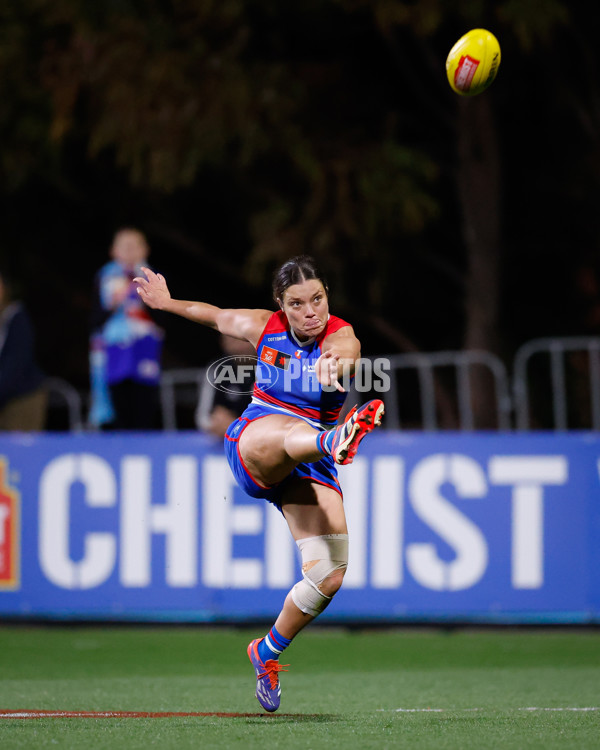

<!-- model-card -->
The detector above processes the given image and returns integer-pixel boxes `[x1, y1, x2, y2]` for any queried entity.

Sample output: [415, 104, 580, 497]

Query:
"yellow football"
[446, 29, 501, 97]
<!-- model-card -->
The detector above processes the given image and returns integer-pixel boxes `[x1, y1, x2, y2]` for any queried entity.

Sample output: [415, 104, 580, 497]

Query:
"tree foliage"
[5, 2, 441, 246]
[0, 0, 598, 408]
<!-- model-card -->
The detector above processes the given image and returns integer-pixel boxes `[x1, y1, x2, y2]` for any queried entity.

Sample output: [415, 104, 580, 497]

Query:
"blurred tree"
[0, 0, 596, 429]
[0, 2, 54, 192]
[37, 0, 302, 190]
[22, 0, 444, 344]
[341, 0, 571, 425]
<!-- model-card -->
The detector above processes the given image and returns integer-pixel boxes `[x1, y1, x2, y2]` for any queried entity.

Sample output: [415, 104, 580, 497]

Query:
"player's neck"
[290, 327, 316, 347]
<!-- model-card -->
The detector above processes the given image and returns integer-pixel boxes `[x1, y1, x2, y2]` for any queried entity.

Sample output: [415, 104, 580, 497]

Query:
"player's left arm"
[316, 325, 361, 392]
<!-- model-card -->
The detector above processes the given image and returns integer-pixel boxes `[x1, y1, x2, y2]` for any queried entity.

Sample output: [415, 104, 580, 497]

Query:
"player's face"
[280, 279, 329, 341]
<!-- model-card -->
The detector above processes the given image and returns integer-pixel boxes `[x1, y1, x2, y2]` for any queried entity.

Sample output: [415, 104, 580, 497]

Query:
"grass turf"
[0, 625, 599, 749]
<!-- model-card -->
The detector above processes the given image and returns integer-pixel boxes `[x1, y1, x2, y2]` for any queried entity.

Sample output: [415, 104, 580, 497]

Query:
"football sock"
[316, 428, 335, 456]
[257, 625, 292, 662]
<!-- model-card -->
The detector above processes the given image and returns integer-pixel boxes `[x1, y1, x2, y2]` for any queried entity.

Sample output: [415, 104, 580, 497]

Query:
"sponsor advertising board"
[1, 432, 599, 622]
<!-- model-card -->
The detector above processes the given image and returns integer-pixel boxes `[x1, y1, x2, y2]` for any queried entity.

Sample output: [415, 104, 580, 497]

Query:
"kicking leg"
[239, 399, 385, 487]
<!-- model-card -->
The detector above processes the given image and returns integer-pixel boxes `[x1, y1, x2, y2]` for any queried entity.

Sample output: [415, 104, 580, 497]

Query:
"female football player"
[134, 255, 384, 712]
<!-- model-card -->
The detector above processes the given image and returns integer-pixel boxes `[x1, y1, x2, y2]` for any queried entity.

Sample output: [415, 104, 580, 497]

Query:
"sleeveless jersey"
[252, 310, 351, 428]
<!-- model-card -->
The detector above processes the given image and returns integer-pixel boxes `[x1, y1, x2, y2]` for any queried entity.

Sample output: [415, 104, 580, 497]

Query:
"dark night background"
[2, 0, 600, 427]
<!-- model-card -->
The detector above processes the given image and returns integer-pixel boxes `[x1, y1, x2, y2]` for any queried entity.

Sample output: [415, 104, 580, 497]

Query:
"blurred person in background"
[196, 333, 255, 439]
[89, 228, 165, 430]
[0, 271, 47, 431]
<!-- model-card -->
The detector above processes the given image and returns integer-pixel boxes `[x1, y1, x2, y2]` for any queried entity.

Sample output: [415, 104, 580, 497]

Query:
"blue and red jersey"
[251, 310, 351, 429]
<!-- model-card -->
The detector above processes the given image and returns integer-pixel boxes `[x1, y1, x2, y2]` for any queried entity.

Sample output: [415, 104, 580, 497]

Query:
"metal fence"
[513, 336, 600, 431]
[45, 377, 84, 432]
[348, 350, 513, 431]
[158, 349, 515, 432]
[159, 367, 208, 431]
[43, 336, 600, 432]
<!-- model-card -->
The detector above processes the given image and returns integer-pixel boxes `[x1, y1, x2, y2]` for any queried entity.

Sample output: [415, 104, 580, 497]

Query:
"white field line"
[377, 707, 600, 713]
[0, 711, 136, 719]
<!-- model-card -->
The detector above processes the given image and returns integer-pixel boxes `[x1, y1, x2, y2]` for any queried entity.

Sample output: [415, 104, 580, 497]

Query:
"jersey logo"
[0, 458, 20, 590]
[261, 346, 291, 370]
[294, 350, 302, 359]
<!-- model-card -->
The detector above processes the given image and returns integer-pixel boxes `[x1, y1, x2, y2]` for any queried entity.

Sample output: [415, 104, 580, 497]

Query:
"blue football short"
[224, 404, 342, 509]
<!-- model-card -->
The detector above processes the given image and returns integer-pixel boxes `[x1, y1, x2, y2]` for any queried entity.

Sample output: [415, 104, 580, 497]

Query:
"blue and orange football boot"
[247, 638, 289, 713]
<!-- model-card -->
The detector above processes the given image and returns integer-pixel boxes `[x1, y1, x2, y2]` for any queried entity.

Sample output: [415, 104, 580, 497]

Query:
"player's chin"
[304, 321, 326, 336]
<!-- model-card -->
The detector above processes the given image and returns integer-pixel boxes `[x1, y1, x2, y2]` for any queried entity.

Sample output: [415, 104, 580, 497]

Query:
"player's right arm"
[134, 266, 270, 347]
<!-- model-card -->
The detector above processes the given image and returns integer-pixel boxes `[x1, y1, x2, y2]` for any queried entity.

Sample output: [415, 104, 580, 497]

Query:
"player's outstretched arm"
[134, 265, 221, 327]
[134, 266, 270, 345]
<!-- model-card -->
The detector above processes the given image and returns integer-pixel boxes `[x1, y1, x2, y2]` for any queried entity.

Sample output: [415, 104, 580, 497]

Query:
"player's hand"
[133, 266, 171, 309]
[315, 350, 345, 392]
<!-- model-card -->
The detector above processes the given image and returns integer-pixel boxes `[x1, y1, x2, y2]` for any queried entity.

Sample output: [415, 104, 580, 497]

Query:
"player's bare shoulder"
[217, 307, 272, 348]
[245, 309, 273, 346]
[325, 322, 357, 340]
[322, 322, 360, 357]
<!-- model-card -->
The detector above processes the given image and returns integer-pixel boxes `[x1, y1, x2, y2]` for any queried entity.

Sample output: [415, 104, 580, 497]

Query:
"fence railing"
[159, 367, 208, 431]
[45, 377, 84, 432]
[157, 348, 515, 432]
[42, 336, 600, 432]
[513, 336, 600, 430]
[348, 350, 513, 431]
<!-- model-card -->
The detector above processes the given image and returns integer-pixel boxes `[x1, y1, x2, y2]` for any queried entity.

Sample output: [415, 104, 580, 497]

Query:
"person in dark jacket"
[0, 272, 47, 431]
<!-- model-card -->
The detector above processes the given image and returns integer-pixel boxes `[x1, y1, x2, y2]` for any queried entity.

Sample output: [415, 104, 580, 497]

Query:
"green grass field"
[0, 625, 599, 749]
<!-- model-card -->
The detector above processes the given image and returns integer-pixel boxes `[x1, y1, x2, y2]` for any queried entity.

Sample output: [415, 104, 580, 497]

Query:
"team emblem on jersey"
[260, 346, 291, 370]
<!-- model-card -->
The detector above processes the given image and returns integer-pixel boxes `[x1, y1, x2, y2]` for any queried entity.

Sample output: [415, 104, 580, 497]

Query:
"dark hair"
[272, 255, 329, 303]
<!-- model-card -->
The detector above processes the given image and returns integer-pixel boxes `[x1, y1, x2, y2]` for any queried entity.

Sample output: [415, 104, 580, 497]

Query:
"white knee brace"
[291, 534, 349, 617]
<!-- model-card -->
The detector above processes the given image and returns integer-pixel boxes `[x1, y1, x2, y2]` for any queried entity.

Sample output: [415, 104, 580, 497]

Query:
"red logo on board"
[0, 459, 20, 590]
